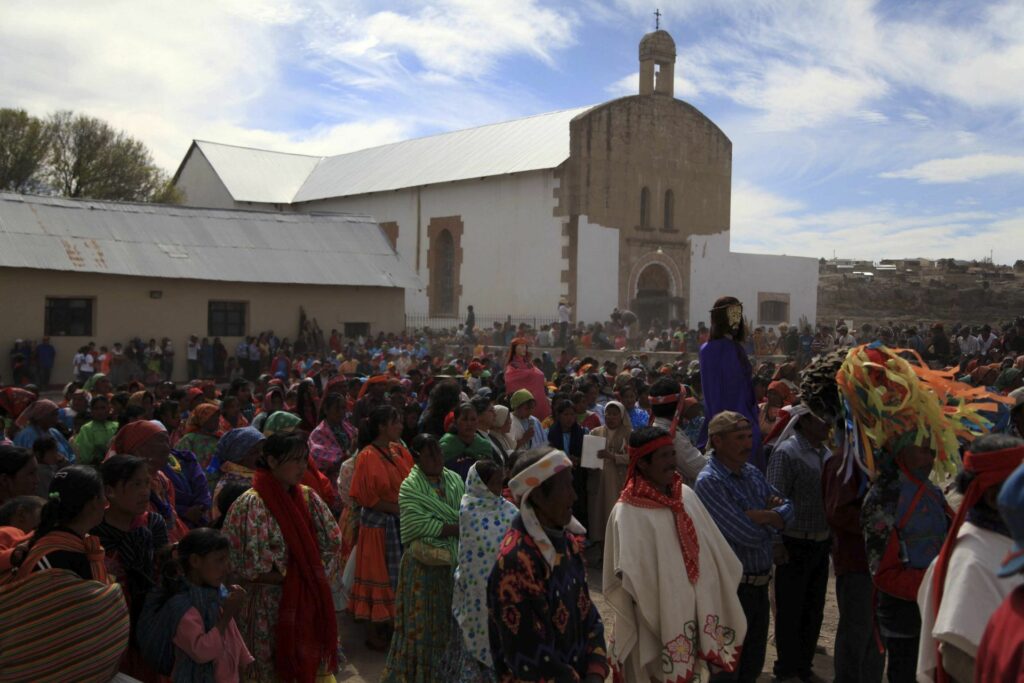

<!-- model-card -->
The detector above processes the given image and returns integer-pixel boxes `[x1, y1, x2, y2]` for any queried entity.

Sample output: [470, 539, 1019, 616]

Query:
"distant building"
[172, 29, 818, 331]
[0, 192, 418, 384]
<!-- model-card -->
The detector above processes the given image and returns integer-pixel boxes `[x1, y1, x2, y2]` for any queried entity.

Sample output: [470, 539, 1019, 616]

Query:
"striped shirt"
[695, 454, 794, 574]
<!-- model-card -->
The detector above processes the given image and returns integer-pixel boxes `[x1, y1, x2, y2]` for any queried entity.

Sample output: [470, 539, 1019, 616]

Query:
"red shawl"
[619, 434, 701, 584]
[252, 470, 337, 683]
[930, 444, 1024, 683]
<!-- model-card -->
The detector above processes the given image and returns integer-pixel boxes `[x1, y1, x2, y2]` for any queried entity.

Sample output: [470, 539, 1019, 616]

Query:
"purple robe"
[697, 338, 765, 470]
[162, 449, 212, 528]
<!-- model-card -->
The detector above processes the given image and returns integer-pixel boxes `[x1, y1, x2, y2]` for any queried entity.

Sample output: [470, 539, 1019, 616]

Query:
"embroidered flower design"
[703, 614, 736, 649]
[502, 605, 521, 634]
[664, 632, 694, 665]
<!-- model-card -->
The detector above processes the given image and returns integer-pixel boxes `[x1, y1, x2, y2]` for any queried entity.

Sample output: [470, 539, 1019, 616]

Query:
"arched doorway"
[633, 262, 672, 330]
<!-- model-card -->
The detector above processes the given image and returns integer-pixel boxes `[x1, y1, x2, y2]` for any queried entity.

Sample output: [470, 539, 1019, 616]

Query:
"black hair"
[0, 495, 45, 526]
[447, 402, 478, 434]
[31, 435, 58, 460]
[469, 394, 492, 416]
[362, 405, 401, 444]
[629, 425, 670, 470]
[474, 459, 502, 486]
[710, 295, 747, 342]
[554, 399, 575, 417]
[110, 392, 131, 409]
[510, 447, 562, 497]
[158, 527, 231, 603]
[119, 405, 146, 428]
[212, 482, 250, 530]
[227, 378, 250, 396]
[0, 445, 34, 479]
[89, 395, 109, 409]
[27, 465, 104, 552]
[258, 432, 309, 469]
[648, 377, 683, 419]
[156, 400, 179, 423]
[100, 453, 149, 487]
[957, 434, 1024, 513]
[320, 392, 346, 422]
[422, 380, 462, 436]
[410, 433, 441, 462]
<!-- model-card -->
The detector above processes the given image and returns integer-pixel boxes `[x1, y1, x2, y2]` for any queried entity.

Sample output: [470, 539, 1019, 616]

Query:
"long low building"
[0, 192, 420, 384]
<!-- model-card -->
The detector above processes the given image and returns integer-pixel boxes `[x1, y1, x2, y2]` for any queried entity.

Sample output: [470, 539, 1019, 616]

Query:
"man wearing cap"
[604, 426, 747, 682]
[509, 389, 546, 450]
[695, 411, 793, 683]
[766, 406, 833, 682]
[648, 377, 707, 486]
[915, 433, 1024, 683]
[975, 456, 1024, 681]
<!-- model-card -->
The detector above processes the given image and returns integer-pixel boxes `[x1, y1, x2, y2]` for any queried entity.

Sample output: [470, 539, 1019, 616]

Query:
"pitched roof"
[185, 106, 594, 204]
[0, 192, 420, 289]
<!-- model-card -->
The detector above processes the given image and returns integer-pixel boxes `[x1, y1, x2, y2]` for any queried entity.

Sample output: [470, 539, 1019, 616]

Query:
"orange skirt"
[348, 526, 396, 623]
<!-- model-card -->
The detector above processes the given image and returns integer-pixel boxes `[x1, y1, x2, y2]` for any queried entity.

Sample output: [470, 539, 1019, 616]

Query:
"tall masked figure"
[697, 296, 764, 470]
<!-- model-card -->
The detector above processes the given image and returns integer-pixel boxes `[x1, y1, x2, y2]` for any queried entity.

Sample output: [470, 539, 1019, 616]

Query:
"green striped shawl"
[398, 465, 464, 562]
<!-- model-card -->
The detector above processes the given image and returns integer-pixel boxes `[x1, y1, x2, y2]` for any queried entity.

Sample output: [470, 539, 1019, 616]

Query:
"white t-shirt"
[558, 304, 571, 324]
[75, 352, 94, 373]
[186, 341, 199, 360]
[916, 522, 1023, 682]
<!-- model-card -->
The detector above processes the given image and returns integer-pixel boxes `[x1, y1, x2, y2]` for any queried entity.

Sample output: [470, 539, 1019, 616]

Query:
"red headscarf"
[930, 443, 1024, 683]
[767, 380, 795, 405]
[185, 403, 221, 434]
[252, 470, 337, 683]
[618, 433, 700, 584]
[107, 420, 166, 457]
[506, 337, 530, 367]
[16, 399, 59, 428]
[0, 388, 36, 422]
[357, 374, 389, 400]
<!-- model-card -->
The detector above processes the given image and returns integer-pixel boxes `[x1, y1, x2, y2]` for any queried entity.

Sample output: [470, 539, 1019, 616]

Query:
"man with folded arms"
[696, 411, 793, 683]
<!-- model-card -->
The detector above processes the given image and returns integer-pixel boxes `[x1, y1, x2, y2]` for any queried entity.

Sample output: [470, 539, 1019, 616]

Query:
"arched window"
[663, 189, 674, 231]
[434, 229, 456, 316]
[640, 186, 650, 229]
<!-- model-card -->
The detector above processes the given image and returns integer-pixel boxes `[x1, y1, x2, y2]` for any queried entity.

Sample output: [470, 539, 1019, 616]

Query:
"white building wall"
[300, 171, 565, 319]
[689, 232, 819, 330]
[175, 149, 243, 210]
[575, 215, 620, 323]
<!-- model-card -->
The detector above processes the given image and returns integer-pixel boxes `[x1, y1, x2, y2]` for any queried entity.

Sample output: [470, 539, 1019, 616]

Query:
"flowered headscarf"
[507, 448, 585, 568]
[185, 404, 220, 434]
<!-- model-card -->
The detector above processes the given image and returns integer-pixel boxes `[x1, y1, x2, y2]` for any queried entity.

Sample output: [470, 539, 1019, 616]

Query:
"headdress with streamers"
[836, 342, 1014, 477]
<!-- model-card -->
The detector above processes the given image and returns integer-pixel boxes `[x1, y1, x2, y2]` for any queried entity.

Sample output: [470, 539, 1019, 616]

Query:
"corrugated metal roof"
[0, 193, 421, 289]
[186, 106, 594, 204]
[293, 106, 593, 201]
[194, 141, 323, 204]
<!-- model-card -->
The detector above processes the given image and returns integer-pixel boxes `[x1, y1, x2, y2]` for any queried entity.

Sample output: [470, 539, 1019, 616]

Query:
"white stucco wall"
[300, 171, 565, 319]
[575, 215, 620, 323]
[174, 148, 243, 210]
[689, 232, 819, 330]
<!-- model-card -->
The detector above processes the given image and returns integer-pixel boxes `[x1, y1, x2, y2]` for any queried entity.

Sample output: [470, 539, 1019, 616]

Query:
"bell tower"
[638, 29, 676, 96]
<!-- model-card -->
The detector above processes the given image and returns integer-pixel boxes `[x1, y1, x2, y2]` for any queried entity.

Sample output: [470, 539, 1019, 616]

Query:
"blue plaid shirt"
[695, 454, 794, 574]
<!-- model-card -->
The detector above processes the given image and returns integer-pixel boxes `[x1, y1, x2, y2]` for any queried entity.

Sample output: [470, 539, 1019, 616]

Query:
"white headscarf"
[508, 449, 586, 568]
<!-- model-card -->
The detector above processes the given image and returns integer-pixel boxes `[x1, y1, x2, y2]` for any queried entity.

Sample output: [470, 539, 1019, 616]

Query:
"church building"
[173, 30, 818, 332]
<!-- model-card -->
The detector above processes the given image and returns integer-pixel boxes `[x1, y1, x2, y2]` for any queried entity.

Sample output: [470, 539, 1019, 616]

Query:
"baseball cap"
[707, 410, 751, 437]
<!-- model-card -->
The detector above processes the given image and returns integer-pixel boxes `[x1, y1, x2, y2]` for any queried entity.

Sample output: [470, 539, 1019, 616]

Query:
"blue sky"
[2, 0, 1022, 263]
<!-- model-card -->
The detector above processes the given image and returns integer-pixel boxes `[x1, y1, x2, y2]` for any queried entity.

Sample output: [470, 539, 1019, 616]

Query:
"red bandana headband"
[931, 444, 1024, 683]
[648, 392, 683, 406]
[626, 434, 674, 478]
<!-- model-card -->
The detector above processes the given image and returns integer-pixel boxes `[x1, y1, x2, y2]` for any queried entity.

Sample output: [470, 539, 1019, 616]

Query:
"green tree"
[0, 108, 51, 192]
[45, 110, 177, 203]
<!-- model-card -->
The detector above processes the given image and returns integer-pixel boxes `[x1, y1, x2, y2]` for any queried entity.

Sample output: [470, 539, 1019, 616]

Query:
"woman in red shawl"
[108, 421, 189, 542]
[504, 338, 551, 421]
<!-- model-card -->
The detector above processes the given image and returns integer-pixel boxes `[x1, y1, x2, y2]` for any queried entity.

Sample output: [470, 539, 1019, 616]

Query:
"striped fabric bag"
[0, 569, 129, 682]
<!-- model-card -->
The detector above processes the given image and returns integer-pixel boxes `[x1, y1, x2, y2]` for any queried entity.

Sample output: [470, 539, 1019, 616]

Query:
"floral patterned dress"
[222, 486, 344, 683]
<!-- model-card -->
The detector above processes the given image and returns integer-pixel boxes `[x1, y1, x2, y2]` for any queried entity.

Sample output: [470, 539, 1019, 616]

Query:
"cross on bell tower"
[654, 8, 661, 30]
[638, 26, 676, 97]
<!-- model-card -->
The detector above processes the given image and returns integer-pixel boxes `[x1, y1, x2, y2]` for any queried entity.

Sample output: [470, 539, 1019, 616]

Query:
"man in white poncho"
[603, 425, 747, 682]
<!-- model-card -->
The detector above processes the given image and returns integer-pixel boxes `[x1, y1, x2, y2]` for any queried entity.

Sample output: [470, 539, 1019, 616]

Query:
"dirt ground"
[336, 563, 840, 682]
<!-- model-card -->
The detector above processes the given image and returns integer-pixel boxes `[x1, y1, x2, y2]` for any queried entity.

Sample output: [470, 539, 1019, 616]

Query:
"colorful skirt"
[379, 555, 455, 683]
[440, 618, 499, 683]
[349, 509, 401, 623]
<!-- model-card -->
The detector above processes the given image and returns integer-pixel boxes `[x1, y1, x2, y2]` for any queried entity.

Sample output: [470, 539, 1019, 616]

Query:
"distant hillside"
[817, 258, 1024, 326]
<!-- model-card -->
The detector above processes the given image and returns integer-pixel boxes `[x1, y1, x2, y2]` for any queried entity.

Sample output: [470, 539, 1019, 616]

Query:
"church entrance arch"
[633, 262, 673, 330]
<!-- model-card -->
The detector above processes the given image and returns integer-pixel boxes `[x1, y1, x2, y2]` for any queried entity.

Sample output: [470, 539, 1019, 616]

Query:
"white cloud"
[880, 154, 1024, 184]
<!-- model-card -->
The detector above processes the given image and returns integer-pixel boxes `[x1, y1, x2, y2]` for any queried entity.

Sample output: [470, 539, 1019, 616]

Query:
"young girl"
[148, 528, 253, 682]
[31, 435, 64, 498]
[546, 398, 589, 528]
[15, 465, 107, 581]
[94, 454, 169, 681]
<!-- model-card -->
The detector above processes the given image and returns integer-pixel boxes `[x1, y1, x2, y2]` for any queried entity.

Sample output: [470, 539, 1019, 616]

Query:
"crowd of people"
[0, 299, 1023, 683]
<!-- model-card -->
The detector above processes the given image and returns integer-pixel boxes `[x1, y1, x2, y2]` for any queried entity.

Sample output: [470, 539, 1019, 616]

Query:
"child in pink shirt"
[163, 528, 253, 682]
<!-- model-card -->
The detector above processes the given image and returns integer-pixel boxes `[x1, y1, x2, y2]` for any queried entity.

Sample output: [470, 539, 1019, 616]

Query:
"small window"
[45, 297, 93, 336]
[663, 189, 674, 230]
[759, 300, 789, 325]
[208, 301, 247, 337]
[344, 322, 370, 338]
[640, 186, 650, 229]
